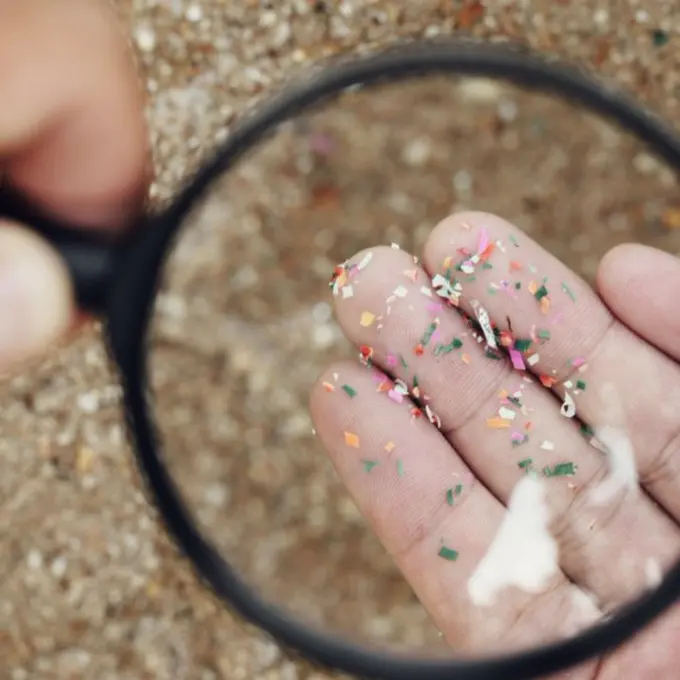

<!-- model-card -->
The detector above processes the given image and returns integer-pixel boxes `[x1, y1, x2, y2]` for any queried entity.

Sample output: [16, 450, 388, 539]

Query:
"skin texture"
[311, 214, 680, 679]
[3, 1, 680, 677]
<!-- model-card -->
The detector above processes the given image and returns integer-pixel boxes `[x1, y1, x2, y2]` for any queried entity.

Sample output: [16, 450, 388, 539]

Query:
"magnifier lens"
[147, 73, 680, 662]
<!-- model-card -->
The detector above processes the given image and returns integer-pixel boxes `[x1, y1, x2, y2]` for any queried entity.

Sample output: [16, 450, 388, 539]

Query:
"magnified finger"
[310, 360, 601, 660]
[597, 243, 680, 362]
[330, 243, 680, 611]
[423, 212, 680, 523]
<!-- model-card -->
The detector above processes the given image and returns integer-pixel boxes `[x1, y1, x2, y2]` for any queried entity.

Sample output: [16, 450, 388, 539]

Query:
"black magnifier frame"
[3, 39, 680, 680]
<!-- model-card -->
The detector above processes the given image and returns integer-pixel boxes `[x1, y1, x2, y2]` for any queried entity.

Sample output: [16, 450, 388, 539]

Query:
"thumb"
[0, 219, 73, 371]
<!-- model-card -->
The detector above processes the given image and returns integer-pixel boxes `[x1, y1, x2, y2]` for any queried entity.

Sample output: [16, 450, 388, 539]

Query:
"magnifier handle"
[0, 188, 122, 315]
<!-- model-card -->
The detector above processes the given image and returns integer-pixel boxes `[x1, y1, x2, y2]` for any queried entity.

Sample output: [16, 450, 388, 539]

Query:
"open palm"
[311, 212, 680, 679]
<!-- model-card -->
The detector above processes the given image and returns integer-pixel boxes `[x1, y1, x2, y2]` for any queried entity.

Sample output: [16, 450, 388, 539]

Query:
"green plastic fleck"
[341, 384, 357, 398]
[535, 285, 549, 301]
[543, 462, 576, 477]
[514, 338, 533, 352]
[438, 546, 459, 561]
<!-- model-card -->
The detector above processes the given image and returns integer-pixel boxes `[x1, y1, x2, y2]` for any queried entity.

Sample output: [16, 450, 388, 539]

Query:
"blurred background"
[2, 1, 680, 678]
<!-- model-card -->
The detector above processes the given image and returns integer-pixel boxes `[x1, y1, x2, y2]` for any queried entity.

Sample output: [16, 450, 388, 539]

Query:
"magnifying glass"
[3, 39, 680, 680]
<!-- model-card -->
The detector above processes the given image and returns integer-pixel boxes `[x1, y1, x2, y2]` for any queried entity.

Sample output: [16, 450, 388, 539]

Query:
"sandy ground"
[2, 1, 680, 678]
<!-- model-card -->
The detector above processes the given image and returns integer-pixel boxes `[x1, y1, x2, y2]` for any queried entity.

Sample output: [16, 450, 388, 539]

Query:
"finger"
[311, 360, 601, 658]
[0, 220, 72, 370]
[331, 244, 680, 610]
[0, 0, 148, 229]
[423, 212, 680, 523]
[597, 244, 680, 361]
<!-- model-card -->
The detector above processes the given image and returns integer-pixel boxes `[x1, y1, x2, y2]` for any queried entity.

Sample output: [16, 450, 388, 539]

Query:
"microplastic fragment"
[580, 424, 595, 438]
[475, 304, 497, 349]
[342, 285, 354, 299]
[509, 348, 526, 371]
[561, 281, 576, 302]
[509, 234, 519, 247]
[360, 311, 376, 327]
[498, 407, 516, 421]
[561, 392, 576, 418]
[538, 329, 551, 340]
[388, 389, 404, 404]
[461, 257, 478, 274]
[540, 375, 556, 388]
[322, 382, 336, 392]
[359, 345, 374, 365]
[518, 458, 533, 469]
[358, 252, 374, 270]
[446, 488, 455, 506]
[576, 380, 587, 391]
[390, 242, 401, 250]
[385, 441, 395, 453]
[478, 228, 490, 253]
[432, 273, 462, 304]
[535, 284, 549, 301]
[421, 321, 439, 346]
[425, 404, 442, 429]
[396, 459, 405, 477]
[341, 385, 357, 398]
[394, 379, 409, 396]
[514, 338, 533, 352]
[543, 462, 576, 477]
[434, 338, 463, 355]
[438, 546, 460, 561]
[363, 460, 379, 473]
[455, 483, 463, 496]
[344, 432, 360, 448]
[393, 285, 409, 298]
[421, 286, 433, 297]
[527, 354, 540, 366]
[487, 417, 511, 429]
[540, 440, 555, 451]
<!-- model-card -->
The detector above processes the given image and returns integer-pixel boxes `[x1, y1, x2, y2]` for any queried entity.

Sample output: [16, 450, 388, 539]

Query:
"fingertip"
[0, 220, 75, 372]
[596, 242, 639, 290]
[424, 211, 511, 264]
[596, 243, 674, 303]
